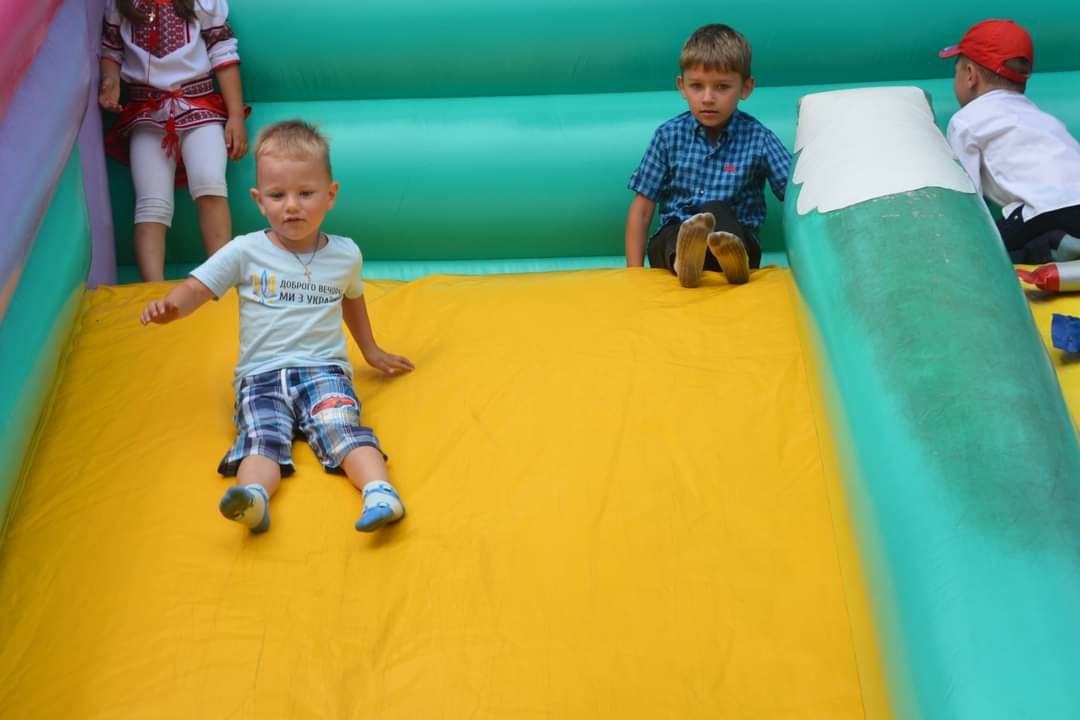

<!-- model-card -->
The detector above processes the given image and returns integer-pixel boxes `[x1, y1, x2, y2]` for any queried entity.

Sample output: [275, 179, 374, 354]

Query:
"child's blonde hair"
[253, 120, 333, 178]
[680, 24, 752, 79]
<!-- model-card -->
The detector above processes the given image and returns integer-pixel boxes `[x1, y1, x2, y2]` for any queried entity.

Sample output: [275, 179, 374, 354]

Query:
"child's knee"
[311, 414, 383, 469]
[187, 173, 227, 201]
[247, 425, 293, 461]
[183, 126, 228, 198]
[133, 195, 174, 226]
[218, 431, 293, 477]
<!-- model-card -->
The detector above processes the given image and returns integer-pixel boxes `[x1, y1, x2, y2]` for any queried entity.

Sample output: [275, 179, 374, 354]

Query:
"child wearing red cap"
[940, 19, 1080, 264]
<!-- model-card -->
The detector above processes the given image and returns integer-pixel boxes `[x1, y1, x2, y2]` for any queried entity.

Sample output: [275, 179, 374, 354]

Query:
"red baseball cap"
[939, 19, 1033, 84]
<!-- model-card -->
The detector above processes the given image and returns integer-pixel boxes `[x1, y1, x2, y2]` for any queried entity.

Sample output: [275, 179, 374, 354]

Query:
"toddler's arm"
[140, 278, 215, 325]
[215, 64, 248, 160]
[625, 193, 656, 267]
[763, 132, 793, 201]
[625, 129, 668, 266]
[99, 1, 123, 111]
[342, 295, 415, 375]
[199, 0, 247, 159]
[98, 58, 122, 112]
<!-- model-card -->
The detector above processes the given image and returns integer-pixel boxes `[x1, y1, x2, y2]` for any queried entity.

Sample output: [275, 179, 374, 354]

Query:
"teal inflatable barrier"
[786, 87, 1080, 720]
[6, 3, 1080, 718]
[230, 1, 1080, 100]
[110, 90, 780, 273]
[0, 146, 91, 532]
[106, 3, 1080, 277]
[109, 91, 696, 265]
[107, 73, 1080, 277]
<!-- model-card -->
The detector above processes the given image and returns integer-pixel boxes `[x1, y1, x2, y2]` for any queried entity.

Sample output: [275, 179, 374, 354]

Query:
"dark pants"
[646, 201, 761, 272]
[997, 204, 1080, 264]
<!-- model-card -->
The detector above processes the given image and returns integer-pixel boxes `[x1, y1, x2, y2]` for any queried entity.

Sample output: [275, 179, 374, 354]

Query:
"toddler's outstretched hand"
[141, 299, 180, 325]
[364, 347, 416, 376]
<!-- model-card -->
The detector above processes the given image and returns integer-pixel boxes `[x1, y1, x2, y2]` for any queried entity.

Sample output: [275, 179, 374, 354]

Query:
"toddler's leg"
[129, 128, 177, 281]
[1054, 234, 1080, 262]
[132, 223, 169, 282]
[219, 455, 280, 533]
[181, 124, 231, 256]
[217, 370, 296, 534]
[996, 207, 1039, 263]
[195, 197, 231, 256]
[342, 447, 405, 533]
[674, 213, 714, 287]
[295, 367, 404, 533]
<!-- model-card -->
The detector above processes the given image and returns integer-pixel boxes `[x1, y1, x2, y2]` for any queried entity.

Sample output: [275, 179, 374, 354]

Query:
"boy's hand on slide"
[141, 299, 180, 325]
[364, 348, 416, 375]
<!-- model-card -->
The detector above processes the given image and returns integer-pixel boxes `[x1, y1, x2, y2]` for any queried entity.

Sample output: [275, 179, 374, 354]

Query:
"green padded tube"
[113, 90, 765, 266]
[229, 1, 1080, 101]
[0, 147, 90, 531]
[107, 73, 1080, 276]
[118, 253, 788, 283]
[786, 180, 1080, 719]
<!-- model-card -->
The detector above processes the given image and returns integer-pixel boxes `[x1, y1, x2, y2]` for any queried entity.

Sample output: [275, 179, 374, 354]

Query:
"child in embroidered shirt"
[140, 120, 415, 535]
[99, 0, 248, 281]
[625, 23, 791, 288]
[940, 19, 1080, 264]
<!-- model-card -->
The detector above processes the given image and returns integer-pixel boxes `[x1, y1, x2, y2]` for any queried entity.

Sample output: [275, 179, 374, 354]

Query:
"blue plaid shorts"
[218, 365, 383, 477]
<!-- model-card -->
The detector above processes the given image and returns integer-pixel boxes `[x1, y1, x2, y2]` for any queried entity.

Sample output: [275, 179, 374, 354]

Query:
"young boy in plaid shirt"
[625, 24, 791, 287]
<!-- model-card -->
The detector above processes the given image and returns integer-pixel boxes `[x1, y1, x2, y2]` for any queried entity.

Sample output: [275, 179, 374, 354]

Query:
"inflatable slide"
[1, 2, 1077, 718]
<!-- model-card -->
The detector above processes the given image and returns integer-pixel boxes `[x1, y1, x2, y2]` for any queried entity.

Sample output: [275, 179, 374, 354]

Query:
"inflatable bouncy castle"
[1, 1, 1078, 718]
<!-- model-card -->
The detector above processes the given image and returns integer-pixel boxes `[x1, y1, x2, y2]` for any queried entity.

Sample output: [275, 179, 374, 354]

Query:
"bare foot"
[707, 231, 750, 285]
[674, 213, 715, 287]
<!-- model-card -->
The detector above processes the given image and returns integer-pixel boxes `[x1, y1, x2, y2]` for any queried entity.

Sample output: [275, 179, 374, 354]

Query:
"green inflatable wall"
[0, 147, 90, 532]
[9, 3, 1080, 718]
[105, 1, 1080, 278]
[233, 1, 1080, 100]
[785, 88, 1080, 719]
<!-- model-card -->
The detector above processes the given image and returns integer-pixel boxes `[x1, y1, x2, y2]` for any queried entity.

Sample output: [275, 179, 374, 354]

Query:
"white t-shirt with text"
[191, 230, 365, 387]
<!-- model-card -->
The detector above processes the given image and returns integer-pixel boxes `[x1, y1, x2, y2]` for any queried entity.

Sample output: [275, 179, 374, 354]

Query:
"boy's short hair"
[680, 24, 752, 79]
[961, 55, 1031, 93]
[939, 19, 1033, 91]
[253, 120, 333, 178]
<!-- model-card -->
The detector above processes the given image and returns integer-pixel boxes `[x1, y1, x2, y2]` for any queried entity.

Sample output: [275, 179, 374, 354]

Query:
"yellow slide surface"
[1021, 279, 1080, 424]
[1, 268, 892, 719]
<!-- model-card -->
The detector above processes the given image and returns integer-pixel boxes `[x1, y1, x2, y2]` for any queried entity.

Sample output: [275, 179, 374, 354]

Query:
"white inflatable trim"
[793, 86, 975, 215]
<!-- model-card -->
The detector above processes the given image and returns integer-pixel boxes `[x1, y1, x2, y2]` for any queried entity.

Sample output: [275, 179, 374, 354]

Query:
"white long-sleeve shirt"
[946, 89, 1080, 221]
[101, 0, 239, 90]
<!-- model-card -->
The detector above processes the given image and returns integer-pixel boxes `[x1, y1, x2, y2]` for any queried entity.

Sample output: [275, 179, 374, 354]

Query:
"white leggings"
[130, 123, 228, 227]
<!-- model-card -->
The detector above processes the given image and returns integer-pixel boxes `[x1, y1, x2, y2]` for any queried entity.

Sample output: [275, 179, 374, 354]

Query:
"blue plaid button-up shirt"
[628, 110, 792, 229]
